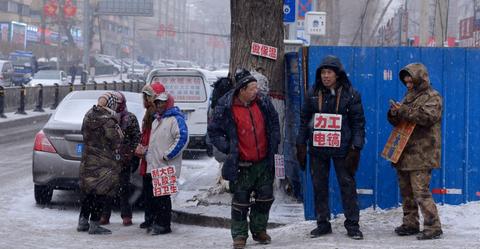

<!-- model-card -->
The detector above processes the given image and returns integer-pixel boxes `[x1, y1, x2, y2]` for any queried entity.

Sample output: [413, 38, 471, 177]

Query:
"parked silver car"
[32, 90, 144, 204]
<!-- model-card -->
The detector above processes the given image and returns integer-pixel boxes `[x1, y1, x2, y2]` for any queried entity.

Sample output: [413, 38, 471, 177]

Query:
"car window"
[152, 76, 207, 103]
[34, 71, 59, 79]
[54, 92, 144, 126]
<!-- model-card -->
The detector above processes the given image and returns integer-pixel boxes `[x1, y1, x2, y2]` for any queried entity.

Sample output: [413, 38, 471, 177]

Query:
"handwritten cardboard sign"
[382, 121, 416, 163]
[151, 166, 178, 197]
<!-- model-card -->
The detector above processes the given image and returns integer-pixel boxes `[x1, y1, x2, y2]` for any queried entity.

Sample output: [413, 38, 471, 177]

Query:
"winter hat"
[142, 82, 166, 103]
[98, 92, 119, 111]
[318, 55, 343, 75]
[155, 91, 169, 101]
[234, 68, 257, 89]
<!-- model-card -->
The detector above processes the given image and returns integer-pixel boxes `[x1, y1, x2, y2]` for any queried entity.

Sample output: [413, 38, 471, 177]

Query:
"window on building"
[7, 1, 18, 13]
[0, 1, 8, 12]
[18, 4, 30, 16]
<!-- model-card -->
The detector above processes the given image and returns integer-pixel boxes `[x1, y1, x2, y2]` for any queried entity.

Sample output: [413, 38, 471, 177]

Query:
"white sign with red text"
[251, 42, 278, 60]
[274, 154, 285, 179]
[313, 130, 341, 147]
[313, 113, 342, 147]
[151, 166, 178, 197]
[313, 113, 342, 130]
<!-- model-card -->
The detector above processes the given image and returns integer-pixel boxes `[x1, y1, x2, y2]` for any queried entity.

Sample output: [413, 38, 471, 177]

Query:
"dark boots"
[88, 221, 112, 235]
[252, 231, 271, 244]
[394, 225, 420, 236]
[416, 229, 443, 240]
[347, 229, 364, 240]
[310, 223, 332, 238]
[232, 236, 247, 249]
[76, 217, 89, 232]
[151, 224, 171, 235]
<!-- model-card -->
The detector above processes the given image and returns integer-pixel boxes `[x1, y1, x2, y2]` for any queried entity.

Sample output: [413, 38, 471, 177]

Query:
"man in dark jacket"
[77, 92, 124, 235]
[208, 68, 280, 249]
[388, 63, 443, 240]
[296, 55, 366, 240]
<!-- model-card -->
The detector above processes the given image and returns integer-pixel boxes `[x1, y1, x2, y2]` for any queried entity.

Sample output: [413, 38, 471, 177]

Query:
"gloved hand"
[345, 145, 361, 175]
[296, 144, 307, 171]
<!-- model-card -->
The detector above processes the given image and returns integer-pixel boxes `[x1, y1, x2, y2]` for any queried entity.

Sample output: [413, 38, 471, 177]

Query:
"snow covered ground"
[1, 151, 479, 249]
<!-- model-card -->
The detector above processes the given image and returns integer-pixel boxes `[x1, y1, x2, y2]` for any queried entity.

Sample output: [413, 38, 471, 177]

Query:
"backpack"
[210, 77, 233, 109]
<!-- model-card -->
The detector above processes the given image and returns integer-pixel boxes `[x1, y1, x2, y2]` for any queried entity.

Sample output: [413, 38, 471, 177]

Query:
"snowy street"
[0, 119, 479, 249]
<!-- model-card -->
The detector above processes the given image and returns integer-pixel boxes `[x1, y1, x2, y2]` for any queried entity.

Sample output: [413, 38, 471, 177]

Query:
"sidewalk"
[174, 156, 305, 228]
[0, 109, 305, 228]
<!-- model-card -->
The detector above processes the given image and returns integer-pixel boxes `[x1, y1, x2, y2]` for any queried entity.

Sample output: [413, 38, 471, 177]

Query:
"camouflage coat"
[387, 63, 443, 171]
[80, 105, 123, 196]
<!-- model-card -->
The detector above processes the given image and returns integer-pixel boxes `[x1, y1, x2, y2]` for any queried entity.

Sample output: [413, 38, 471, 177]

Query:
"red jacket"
[232, 96, 267, 162]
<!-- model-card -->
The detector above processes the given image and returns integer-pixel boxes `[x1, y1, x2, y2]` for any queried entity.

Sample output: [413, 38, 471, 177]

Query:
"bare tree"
[229, 0, 284, 93]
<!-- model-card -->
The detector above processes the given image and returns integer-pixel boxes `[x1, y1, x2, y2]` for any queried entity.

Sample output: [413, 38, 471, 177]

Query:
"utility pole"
[82, 0, 90, 73]
[419, 0, 429, 46]
[131, 17, 136, 72]
[434, 0, 449, 47]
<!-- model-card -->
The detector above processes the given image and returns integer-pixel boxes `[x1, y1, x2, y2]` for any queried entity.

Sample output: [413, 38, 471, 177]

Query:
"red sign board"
[251, 42, 277, 60]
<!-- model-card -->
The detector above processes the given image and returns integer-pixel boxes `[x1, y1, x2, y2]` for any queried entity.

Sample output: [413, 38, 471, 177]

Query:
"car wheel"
[34, 184, 53, 204]
[113, 68, 120, 76]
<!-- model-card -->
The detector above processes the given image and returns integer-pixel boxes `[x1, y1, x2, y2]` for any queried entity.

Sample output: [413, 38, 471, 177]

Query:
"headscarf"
[114, 91, 130, 130]
[98, 92, 119, 116]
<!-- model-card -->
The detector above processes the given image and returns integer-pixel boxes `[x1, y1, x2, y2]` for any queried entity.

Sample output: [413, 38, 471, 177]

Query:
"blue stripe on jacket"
[165, 109, 189, 159]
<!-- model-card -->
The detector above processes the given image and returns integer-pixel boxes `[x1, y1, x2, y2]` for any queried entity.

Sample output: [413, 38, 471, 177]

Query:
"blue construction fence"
[283, 46, 480, 220]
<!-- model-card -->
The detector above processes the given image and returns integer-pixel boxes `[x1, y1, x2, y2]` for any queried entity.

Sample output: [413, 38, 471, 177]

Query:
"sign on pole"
[305, 11, 326, 36]
[251, 42, 278, 60]
[283, 0, 295, 23]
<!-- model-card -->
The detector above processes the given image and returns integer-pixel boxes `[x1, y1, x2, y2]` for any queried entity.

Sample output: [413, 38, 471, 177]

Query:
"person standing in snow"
[388, 63, 443, 240]
[136, 88, 189, 235]
[77, 92, 124, 235]
[296, 55, 366, 240]
[99, 91, 140, 226]
[208, 68, 280, 249]
[135, 82, 166, 229]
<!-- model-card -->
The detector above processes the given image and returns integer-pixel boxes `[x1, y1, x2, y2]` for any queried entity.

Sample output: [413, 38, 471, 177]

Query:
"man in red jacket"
[208, 69, 280, 249]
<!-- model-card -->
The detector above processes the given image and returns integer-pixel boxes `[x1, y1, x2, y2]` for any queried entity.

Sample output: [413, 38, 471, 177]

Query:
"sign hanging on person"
[381, 121, 416, 163]
[274, 154, 285, 179]
[151, 166, 178, 197]
[312, 113, 342, 147]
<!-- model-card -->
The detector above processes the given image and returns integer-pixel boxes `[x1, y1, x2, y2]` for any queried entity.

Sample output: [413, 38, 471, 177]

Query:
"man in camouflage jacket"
[388, 63, 443, 240]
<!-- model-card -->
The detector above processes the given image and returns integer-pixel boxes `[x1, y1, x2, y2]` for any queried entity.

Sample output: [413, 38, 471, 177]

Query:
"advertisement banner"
[151, 166, 178, 197]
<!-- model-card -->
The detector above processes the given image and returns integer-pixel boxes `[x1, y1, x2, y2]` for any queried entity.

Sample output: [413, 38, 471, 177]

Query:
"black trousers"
[79, 192, 107, 222]
[143, 173, 172, 228]
[310, 154, 360, 231]
[102, 166, 132, 218]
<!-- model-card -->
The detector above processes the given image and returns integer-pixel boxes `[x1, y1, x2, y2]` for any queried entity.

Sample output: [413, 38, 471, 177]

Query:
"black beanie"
[234, 68, 257, 89]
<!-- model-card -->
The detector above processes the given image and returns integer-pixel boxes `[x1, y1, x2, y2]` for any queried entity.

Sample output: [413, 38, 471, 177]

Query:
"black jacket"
[296, 56, 366, 157]
[207, 89, 280, 181]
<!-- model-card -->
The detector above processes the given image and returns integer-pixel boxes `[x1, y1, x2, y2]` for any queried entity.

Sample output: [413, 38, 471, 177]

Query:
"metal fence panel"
[297, 46, 480, 220]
